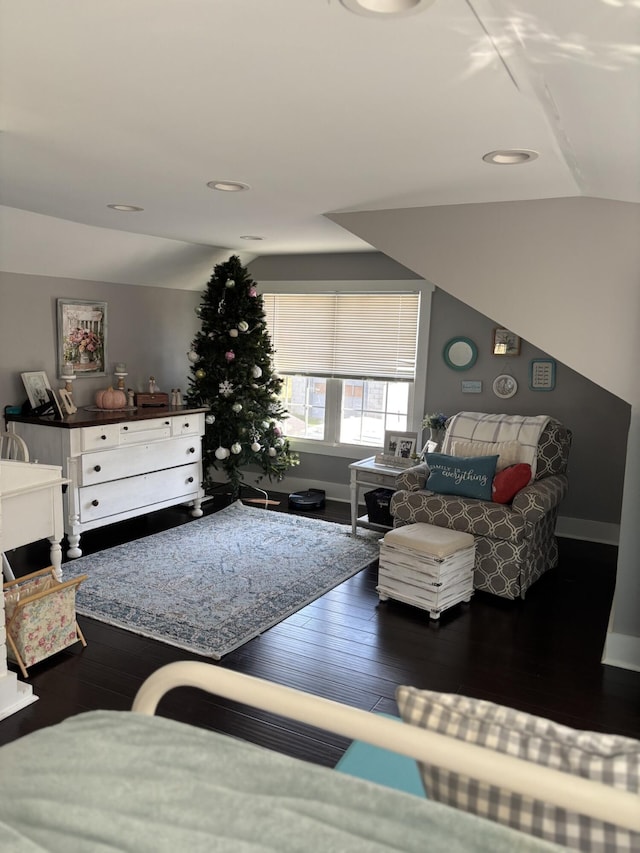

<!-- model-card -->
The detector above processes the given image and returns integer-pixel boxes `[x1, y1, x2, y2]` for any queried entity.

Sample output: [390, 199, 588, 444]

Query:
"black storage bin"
[364, 488, 395, 527]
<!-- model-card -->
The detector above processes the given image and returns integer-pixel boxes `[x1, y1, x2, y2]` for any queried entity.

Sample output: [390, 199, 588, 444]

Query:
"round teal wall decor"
[443, 336, 478, 371]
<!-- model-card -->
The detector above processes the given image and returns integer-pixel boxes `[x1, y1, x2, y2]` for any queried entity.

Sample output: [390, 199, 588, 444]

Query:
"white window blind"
[262, 292, 420, 381]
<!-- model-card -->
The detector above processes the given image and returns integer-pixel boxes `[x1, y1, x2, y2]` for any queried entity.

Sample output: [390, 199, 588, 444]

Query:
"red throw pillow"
[492, 463, 532, 504]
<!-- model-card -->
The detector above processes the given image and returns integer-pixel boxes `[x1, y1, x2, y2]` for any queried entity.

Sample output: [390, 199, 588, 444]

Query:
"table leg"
[67, 533, 82, 560]
[350, 474, 358, 535]
[48, 537, 63, 580]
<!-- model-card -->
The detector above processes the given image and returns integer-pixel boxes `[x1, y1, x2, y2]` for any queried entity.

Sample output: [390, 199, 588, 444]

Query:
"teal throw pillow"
[426, 453, 498, 501]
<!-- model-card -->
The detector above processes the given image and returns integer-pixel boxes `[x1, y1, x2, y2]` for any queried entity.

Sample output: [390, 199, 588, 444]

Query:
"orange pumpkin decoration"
[95, 387, 127, 410]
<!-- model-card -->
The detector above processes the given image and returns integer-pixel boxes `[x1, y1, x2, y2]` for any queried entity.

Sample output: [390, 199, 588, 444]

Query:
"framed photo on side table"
[375, 430, 418, 468]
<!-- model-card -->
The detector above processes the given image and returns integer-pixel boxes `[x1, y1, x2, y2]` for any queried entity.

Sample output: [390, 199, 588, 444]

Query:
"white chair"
[1, 431, 31, 580]
[0, 432, 29, 462]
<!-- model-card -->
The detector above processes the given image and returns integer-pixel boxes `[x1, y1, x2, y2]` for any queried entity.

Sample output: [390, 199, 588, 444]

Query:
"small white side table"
[348, 456, 405, 535]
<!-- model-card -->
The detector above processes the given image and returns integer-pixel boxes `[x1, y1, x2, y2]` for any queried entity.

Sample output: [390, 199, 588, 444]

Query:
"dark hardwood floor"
[2, 490, 638, 767]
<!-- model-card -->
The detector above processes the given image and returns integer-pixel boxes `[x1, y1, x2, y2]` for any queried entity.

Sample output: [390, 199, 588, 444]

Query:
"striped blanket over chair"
[440, 412, 551, 480]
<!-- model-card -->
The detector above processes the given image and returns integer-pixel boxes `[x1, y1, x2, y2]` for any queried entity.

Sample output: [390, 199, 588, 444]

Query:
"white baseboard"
[601, 631, 640, 672]
[208, 472, 619, 545]
[554, 516, 620, 546]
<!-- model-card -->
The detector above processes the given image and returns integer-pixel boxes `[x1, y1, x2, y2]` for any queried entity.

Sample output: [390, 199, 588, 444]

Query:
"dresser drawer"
[80, 424, 121, 451]
[78, 462, 201, 522]
[119, 417, 172, 444]
[79, 437, 202, 485]
[171, 412, 204, 437]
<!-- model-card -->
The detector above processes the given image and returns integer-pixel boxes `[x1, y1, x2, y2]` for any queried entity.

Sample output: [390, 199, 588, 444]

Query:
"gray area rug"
[64, 501, 381, 659]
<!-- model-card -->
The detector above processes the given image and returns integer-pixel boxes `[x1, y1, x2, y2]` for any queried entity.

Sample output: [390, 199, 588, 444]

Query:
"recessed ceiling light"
[339, 0, 436, 17]
[240, 235, 263, 241]
[482, 149, 539, 165]
[206, 180, 251, 192]
[107, 204, 144, 212]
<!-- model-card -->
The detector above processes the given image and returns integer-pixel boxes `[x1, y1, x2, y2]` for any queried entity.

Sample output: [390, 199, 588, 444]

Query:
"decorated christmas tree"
[186, 255, 298, 498]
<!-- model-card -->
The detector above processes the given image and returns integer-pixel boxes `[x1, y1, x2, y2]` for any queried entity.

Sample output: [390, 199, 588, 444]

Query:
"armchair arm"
[511, 474, 569, 524]
[395, 463, 429, 492]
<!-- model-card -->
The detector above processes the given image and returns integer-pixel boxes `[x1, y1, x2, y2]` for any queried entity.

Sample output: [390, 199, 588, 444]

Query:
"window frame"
[259, 279, 434, 458]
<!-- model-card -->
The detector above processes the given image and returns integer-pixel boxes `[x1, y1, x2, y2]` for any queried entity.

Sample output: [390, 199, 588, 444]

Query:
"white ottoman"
[377, 523, 475, 620]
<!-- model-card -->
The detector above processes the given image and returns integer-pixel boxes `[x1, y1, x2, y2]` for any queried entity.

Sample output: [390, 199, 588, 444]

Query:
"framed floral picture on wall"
[492, 327, 521, 356]
[57, 299, 107, 377]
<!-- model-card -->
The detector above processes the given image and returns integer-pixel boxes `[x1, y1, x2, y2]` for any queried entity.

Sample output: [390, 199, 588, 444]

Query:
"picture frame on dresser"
[57, 298, 107, 378]
[45, 388, 64, 420]
[21, 370, 52, 410]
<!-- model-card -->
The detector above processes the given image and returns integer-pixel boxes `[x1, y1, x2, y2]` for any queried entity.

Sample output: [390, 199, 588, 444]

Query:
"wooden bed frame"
[132, 661, 640, 834]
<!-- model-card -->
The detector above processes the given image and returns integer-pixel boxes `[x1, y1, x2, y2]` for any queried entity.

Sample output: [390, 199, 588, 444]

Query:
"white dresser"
[8, 407, 207, 559]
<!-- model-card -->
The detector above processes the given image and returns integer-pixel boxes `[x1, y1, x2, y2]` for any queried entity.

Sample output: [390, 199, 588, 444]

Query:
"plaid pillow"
[396, 687, 640, 852]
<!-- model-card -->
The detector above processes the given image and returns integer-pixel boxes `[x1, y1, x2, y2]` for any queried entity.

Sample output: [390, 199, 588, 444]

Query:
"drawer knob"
[94, 465, 101, 472]
[101, 434, 107, 440]
[185, 422, 190, 428]
[188, 446, 195, 454]
[187, 476, 194, 483]
[123, 426, 128, 431]
[92, 499, 99, 507]
[165, 421, 170, 426]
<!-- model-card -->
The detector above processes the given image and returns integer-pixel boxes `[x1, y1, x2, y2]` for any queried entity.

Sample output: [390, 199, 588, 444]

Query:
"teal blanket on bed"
[0, 710, 562, 852]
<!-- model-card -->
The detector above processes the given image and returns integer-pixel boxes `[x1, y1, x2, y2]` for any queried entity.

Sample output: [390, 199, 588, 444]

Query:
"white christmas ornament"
[262, 421, 270, 429]
[268, 447, 277, 457]
[238, 321, 249, 332]
[229, 328, 239, 338]
[232, 403, 242, 413]
[225, 279, 235, 288]
[205, 414, 216, 425]
[231, 442, 242, 454]
[250, 442, 261, 452]
[187, 350, 200, 363]
[215, 446, 229, 460]
[219, 380, 234, 397]
[275, 438, 284, 447]
[252, 365, 262, 378]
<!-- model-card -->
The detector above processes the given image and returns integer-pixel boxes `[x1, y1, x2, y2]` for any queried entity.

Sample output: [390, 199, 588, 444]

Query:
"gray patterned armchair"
[389, 419, 572, 600]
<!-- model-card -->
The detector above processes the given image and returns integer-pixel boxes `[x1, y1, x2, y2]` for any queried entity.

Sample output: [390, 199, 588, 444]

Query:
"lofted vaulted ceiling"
[1, 0, 638, 260]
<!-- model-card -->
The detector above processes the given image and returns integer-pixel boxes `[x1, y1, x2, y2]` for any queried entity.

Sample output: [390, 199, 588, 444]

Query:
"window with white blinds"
[262, 292, 420, 381]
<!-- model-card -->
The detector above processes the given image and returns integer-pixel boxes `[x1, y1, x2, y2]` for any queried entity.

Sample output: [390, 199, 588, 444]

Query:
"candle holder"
[59, 369, 77, 415]
[114, 372, 128, 391]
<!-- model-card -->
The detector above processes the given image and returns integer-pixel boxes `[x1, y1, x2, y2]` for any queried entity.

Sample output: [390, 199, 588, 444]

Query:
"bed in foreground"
[0, 662, 637, 852]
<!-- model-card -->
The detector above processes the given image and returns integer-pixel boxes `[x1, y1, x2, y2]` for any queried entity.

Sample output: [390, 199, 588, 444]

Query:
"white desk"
[0, 458, 66, 717]
[0, 459, 66, 580]
[348, 456, 405, 535]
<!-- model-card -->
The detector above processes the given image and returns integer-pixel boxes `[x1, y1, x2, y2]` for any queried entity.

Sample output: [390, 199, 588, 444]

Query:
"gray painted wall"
[426, 289, 629, 525]
[0, 272, 201, 411]
[329, 199, 639, 662]
[249, 253, 630, 529]
[0, 259, 629, 533]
